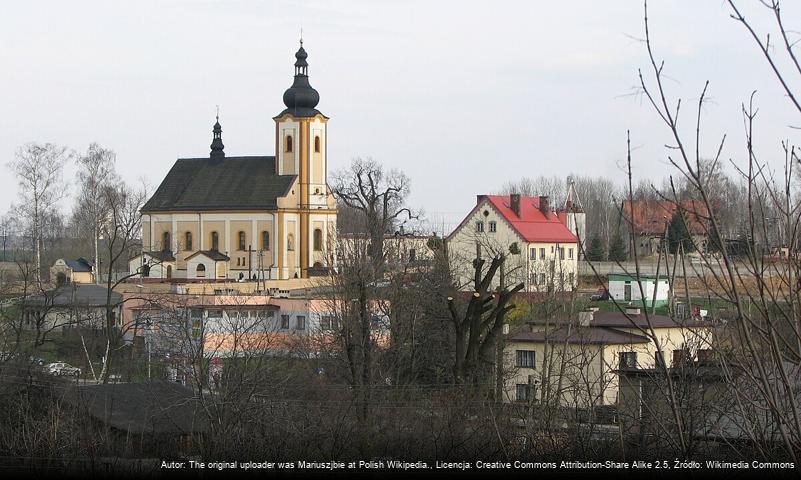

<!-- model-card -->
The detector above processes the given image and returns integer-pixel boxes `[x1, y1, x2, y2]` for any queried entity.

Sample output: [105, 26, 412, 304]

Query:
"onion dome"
[281, 40, 321, 116]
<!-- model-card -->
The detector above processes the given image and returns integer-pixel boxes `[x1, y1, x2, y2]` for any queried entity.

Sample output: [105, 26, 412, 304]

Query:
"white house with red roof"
[446, 194, 579, 292]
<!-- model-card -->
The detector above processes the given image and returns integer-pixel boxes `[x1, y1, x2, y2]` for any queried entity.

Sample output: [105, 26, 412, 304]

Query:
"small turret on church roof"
[210, 113, 225, 159]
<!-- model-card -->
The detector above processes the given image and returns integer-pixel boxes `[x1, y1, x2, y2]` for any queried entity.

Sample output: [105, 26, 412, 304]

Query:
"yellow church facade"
[130, 42, 336, 282]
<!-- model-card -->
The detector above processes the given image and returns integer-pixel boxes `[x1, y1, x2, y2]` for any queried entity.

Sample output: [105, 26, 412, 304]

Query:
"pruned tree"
[446, 254, 524, 386]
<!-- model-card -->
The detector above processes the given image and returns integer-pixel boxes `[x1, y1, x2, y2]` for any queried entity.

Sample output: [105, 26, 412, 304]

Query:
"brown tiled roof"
[526, 311, 713, 329]
[510, 326, 650, 345]
[623, 199, 709, 235]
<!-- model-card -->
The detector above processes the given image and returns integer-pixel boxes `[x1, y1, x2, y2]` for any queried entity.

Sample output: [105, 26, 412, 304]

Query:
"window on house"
[314, 136, 321, 153]
[280, 314, 290, 329]
[530, 248, 536, 260]
[559, 247, 565, 260]
[196, 264, 206, 277]
[568, 248, 574, 259]
[516, 350, 536, 368]
[489, 221, 497, 233]
[619, 351, 637, 369]
[191, 317, 202, 339]
[539, 273, 546, 285]
[672, 349, 689, 367]
[285, 135, 293, 153]
[162, 231, 171, 252]
[530, 273, 536, 285]
[476, 221, 484, 233]
[539, 248, 545, 259]
[516, 384, 529, 402]
[295, 315, 306, 330]
[211, 231, 219, 251]
[185, 232, 193, 251]
[568, 272, 574, 286]
[313, 228, 323, 251]
[320, 315, 339, 330]
[238, 231, 246, 251]
[409, 249, 416, 262]
[261, 231, 270, 250]
[236, 257, 241, 266]
[287, 233, 295, 251]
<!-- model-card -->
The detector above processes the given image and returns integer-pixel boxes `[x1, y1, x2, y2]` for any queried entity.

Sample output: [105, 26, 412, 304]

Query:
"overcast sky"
[1, 0, 799, 233]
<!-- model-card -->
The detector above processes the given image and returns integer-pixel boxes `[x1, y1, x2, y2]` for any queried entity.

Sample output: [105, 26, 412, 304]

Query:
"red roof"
[623, 200, 709, 235]
[480, 195, 578, 243]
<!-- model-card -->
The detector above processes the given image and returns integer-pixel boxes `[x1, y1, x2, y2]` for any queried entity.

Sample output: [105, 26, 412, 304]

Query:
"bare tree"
[72, 144, 119, 283]
[95, 181, 148, 382]
[446, 254, 524, 386]
[8, 143, 72, 282]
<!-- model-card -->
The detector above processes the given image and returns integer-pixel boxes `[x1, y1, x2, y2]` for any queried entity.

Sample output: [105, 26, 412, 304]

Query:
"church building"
[129, 42, 336, 281]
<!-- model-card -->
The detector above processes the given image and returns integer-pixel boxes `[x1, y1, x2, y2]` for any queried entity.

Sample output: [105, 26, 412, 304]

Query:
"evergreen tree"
[586, 235, 606, 261]
[608, 234, 627, 262]
[667, 209, 695, 254]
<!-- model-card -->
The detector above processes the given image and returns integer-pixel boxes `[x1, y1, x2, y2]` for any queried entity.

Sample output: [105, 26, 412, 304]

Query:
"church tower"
[274, 40, 335, 278]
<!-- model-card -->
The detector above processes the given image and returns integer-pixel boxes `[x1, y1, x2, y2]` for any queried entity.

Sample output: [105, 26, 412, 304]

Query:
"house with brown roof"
[503, 308, 714, 410]
[623, 199, 710, 257]
[447, 194, 579, 292]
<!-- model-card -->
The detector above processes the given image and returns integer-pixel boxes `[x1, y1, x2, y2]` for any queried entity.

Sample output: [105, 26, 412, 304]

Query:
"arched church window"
[314, 136, 321, 153]
[285, 135, 293, 153]
[262, 231, 270, 251]
[313, 228, 323, 251]
[185, 232, 193, 251]
[238, 231, 246, 251]
[162, 231, 171, 252]
[211, 231, 219, 251]
[287, 233, 295, 251]
[196, 264, 206, 277]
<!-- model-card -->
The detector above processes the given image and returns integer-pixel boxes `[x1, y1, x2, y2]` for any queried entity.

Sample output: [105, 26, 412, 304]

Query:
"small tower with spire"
[210, 109, 225, 159]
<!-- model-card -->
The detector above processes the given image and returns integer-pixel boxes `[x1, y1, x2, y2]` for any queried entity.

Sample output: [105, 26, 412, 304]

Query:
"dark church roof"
[141, 156, 295, 212]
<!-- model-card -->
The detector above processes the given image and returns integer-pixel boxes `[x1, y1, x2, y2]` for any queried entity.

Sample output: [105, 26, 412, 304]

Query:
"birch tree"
[72, 144, 119, 283]
[8, 143, 72, 282]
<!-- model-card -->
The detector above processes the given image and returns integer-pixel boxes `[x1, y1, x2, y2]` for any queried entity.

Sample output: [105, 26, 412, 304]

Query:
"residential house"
[50, 258, 94, 285]
[504, 308, 713, 410]
[447, 194, 579, 292]
[22, 283, 123, 333]
[623, 199, 709, 257]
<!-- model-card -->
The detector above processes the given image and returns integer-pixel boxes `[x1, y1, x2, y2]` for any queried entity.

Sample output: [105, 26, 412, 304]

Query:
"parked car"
[590, 288, 610, 301]
[44, 362, 81, 376]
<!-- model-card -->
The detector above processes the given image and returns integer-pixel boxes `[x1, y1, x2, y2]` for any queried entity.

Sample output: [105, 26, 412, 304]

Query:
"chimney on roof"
[510, 194, 521, 217]
[539, 195, 550, 218]
[578, 310, 594, 327]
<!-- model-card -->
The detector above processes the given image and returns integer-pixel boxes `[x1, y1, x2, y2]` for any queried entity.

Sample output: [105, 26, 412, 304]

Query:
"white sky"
[1, 0, 799, 233]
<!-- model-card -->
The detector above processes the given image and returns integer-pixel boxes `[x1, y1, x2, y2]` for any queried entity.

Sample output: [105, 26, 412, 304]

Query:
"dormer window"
[314, 136, 321, 153]
[285, 135, 293, 153]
